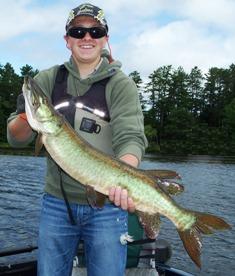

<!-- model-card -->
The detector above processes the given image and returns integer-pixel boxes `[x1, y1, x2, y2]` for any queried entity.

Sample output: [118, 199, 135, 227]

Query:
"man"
[7, 3, 147, 276]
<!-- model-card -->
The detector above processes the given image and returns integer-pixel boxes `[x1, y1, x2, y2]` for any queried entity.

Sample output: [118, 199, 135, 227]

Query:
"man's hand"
[108, 153, 139, 212]
[8, 93, 33, 142]
[108, 186, 135, 212]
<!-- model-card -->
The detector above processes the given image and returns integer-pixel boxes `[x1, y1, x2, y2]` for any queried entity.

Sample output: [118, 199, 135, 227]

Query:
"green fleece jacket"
[7, 51, 148, 204]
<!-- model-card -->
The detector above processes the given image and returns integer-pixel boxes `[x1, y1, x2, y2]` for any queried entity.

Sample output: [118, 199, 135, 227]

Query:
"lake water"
[0, 154, 234, 275]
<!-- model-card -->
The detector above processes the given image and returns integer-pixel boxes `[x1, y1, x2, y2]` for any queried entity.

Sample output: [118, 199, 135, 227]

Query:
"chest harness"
[52, 64, 110, 124]
[51, 65, 112, 224]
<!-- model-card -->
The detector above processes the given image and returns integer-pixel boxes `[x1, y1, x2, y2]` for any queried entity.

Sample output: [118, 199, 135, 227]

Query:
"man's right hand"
[7, 93, 33, 142]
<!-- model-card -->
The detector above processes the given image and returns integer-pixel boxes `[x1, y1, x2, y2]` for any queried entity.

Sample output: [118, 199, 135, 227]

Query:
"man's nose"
[83, 31, 92, 40]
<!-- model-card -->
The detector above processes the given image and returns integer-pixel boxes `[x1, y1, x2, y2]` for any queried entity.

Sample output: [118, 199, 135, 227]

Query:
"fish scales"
[43, 122, 182, 219]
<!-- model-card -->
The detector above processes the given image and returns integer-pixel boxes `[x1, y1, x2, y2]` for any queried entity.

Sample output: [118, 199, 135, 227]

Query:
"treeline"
[1, 62, 235, 155]
[129, 65, 235, 155]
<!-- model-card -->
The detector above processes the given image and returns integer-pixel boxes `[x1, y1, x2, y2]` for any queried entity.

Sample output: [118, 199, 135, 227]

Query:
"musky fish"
[23, 76, 231, 268]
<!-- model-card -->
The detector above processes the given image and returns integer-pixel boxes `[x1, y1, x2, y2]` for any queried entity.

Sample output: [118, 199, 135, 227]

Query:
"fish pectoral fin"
[95, 191, 106, 208]
[85, 185, 106, 208]
[158, 180, 184, 196]
[144, 169, 184, 196]
[136, 211, 161, 239]
[35, 133, 44, 156]
[177, 211, 232, 268]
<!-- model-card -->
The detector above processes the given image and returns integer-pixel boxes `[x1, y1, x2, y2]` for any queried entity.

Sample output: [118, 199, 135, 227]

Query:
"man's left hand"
[108, 154, 138, 212]
[108, 186, 135, 212]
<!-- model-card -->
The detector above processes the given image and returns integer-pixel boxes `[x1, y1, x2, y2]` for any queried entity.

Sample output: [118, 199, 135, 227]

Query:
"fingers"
[120, 188, 128, 210]
[127, 197, 135, 213]
[108, 186, 122, 206]
[108, 186, 116, 202]
[114, 186, 122, 207]
[108, 186, 135, 212]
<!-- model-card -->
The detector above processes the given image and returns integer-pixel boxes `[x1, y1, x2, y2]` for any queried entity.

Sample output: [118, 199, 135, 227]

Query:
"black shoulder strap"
[51, 65, 69, 105]
[52, 65, 75, 126]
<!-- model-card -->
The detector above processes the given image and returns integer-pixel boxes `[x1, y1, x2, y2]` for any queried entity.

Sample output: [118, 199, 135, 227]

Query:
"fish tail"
[177, 212, 231, 268]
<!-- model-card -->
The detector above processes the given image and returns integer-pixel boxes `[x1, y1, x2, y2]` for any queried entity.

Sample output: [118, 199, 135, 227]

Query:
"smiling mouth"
[79, 45, 94, 49]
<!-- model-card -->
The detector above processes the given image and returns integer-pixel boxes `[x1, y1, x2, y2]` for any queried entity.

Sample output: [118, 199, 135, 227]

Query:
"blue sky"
[1, 0, 235, 80]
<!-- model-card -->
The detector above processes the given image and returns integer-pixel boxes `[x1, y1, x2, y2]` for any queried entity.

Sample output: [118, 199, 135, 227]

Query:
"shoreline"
[0, 147, 43, 156]
[1, 147, 235, 163]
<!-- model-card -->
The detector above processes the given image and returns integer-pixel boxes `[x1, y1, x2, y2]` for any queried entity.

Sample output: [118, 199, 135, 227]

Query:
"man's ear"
[64, 35, 71, 50]
[102, 35, 109, 48]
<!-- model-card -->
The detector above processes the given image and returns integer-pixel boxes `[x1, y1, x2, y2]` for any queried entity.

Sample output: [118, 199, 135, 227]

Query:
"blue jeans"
[38, 193, 128, 276]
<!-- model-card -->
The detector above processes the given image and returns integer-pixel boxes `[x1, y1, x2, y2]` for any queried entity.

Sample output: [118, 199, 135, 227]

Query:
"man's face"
[65, 16, 108, 64]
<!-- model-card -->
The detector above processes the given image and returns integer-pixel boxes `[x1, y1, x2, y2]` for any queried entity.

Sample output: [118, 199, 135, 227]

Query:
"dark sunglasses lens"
[90, 27, 106, 38]
[67, 27, 106, 39]
[68, 28, 86, 39]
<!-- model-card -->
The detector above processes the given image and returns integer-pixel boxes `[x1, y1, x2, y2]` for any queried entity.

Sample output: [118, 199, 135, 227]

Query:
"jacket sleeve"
[108, 72, 148, 162]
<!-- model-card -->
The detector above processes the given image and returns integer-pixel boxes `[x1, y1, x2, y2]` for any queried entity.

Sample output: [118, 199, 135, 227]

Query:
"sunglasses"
[67, 27, 107, 39]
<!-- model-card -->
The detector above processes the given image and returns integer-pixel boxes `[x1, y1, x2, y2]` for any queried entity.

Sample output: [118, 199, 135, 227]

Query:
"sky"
[1, 0, 235, 80]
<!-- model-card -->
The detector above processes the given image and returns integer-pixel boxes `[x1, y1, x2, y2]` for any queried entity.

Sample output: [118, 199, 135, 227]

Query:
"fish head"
[23, 76, 62, 135]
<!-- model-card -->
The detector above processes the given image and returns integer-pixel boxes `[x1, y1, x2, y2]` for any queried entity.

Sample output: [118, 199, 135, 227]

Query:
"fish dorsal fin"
[35, 133, 44, 156]
[145, 169, 181, 180]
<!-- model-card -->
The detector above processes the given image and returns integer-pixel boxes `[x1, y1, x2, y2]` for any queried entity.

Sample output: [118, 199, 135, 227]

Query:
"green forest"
[1, 62, 235, 155]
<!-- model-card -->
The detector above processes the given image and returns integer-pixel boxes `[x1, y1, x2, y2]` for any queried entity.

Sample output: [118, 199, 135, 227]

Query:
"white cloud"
[0, 0, 235, 79]
[115, 19, 235, 78]
[0, 0, 68, 41]
[177, 0, 235, 33]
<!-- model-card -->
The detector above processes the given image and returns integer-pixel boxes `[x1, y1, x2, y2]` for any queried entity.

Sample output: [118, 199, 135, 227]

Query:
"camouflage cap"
[65, 3, 108, 32]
